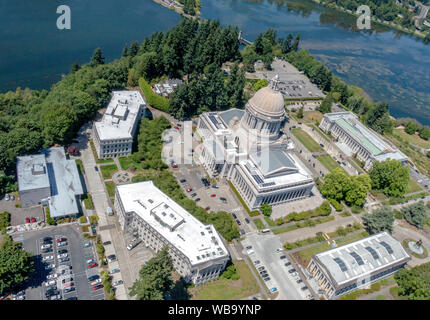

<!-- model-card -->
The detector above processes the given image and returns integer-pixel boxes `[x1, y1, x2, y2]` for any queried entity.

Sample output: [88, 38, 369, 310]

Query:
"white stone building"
[93, 90, 146, 158]
[319, 112, 408, 170]
[114, 181, 230, 285]
[307, 232, 410, 299]
[197, 85, 315, 211]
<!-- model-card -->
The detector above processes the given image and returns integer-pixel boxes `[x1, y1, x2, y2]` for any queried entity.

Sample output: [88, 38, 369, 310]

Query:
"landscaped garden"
[100, 164, 118, 179]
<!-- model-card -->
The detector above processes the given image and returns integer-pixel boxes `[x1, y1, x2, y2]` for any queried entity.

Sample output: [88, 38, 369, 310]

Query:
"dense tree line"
[396, 117, 430, 141]
[395, 262, 430, 300]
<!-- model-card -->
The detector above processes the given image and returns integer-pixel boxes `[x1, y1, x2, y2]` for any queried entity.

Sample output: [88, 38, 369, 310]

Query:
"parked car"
[30, 217, 36, 223]
[220, 197, 227, 203]
[190, 193, 197, 198]
[44, 264, 55, 270]
[49, 294, 62, 300]
[5, 194, 10, 201]
[296, 279, 303, 284]
[42, 248, 53, 253]
[88, 263, 98, 269]
[245, 218, 250, 224]
[62, 277, 73, 284]
[45, 290, 59, 298]
[179, 179, 186, 183]
[257, 266, 265, 272]
[84, 242, 92, 247]
[205, 207, 210, 211]
[301, 286, 308, 291]
[239, 229, 245, 235]
[91, 279, 102, 286]
[10, 194, 15, 201]
[86, 258, 96, 264]
[110, 268, 120, 274]
[57, 241, 68, 247]
[186, 188, 192, 192]
[40, 244, 52, 250]
[269, 287, 277, 293]
[57, 253, 68, 259]
[59, 257, 69, 263]
[25, 217, 30, 224]
[63, 287, 75, 294]
[288, 269, 296, 273]
[194, 198, 200, 202]
[46, 285, 57, 291]
[45, 280, 57, 287]
[284, 262, 291, 267]
[63, 282, 74, 288]
[58, 249, 68, 254]
[280, 255, 286, 260]
[235, 219, 241, 226]
[107, 254, 117, 262]
[42, 255, 54, 262]
[87, 275, 100, 282]
[57, 237, 67, 243]
[127, 239, 142, 251]
[65, 297, 77, 300]
[113, 280, 123, 286]
[210, 194, 216, 197]
[43, 237, 53, 243]
[171, 164, 178, 168]
[232, 213, 237, 219]
[93, 284, 104, 290]
[103, 241, 111, 246]
[47, 274, 58, 280]
[263, 277, 271, 282]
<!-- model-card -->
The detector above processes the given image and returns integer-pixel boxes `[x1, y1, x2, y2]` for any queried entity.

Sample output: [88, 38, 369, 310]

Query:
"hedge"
[329, 198, 344, 212]
[83, 193, 94, 210]
[228, 181, 260, 216]
[0, 211, 10, 233]
[139, 77, 169, 112]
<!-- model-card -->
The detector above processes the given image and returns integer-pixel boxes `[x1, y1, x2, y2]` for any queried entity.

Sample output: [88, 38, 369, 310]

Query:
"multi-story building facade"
[197, 85, 315, 211]
[319, 112, 408, 170]
[93, 90, 146, 158]
[307, 232, 410, 299]
[114, 181, 230, 285]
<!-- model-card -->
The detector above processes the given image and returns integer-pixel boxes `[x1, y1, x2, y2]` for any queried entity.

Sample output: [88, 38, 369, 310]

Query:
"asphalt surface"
[13, 224, 104, 300]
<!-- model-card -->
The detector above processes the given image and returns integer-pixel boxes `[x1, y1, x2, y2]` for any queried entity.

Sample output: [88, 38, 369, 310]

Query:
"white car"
[12, 295, 25, 300]
[86, 258, 96, 264]
[112, 280, 123, 286]
[40, 244, 52, 250]
[45, 280, 57, 287]
[49, 294, 61, 300]
[44, 264, 55, 270]
[46, 273, 58, 280]
[57, 253, 68, 259]
[42, 255, 54, 262]
[57, 241, 67, 247]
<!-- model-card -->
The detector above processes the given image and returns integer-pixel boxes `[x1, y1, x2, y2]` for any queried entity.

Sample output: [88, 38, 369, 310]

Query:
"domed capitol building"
[196, 80, 315, 211]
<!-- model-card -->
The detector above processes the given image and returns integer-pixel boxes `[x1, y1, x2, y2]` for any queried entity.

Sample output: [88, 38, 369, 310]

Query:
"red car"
[93, 284, 104, 290]
[186, 188, 192, 192]
[57, 237, 67, 243]
[25, 218, 30, 224]
[205, 207, 210, 211]
[210, 194, 216, 197]
[30, 217, 36, 223]
[173, 126, 179, 130]
[171, 164, 178, 169]
[88, 263, 98, 269]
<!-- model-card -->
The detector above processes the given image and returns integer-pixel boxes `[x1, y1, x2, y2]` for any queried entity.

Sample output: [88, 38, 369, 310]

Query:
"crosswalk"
[231, 207, 241, 212]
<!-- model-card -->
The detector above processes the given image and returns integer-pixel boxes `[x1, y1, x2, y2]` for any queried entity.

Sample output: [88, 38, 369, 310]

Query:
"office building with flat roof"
[319, 112, 408, 170]
[93, 90, 146, 158]
[17, 147, 84, 219]
[307, 232, 411, 299]
[114, 181, 230, 285]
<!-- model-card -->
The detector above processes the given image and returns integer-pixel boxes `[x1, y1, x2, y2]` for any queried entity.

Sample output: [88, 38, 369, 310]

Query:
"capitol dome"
[247, 86, 285, 118]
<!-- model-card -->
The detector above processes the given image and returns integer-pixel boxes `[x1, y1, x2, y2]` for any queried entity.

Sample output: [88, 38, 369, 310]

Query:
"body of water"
[1, 0, 430, 125]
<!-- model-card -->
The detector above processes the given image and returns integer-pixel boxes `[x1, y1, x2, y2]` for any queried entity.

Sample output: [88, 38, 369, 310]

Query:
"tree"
[260, 203, 272, 217]
[395, 262, 430, 300]
[320, 168, 350, 202]
[297, 106, 304, 119]
[252, 79, 269, 92]
[418, 127, 430, 140]
[369, 159, 410, 198]
[0, 236, 35, 295]
[345, 174, 371, 207]
[121, 44, 129, 58]
[128, 41, 140, 57]
[282, 33, 293, 54]
[89, 48, 105, 67]
[362, 206, 395, 234]
[129, 246, 174, 300]
[291, 33, 300, 52]
[70, 61, 80, 73]
[401, 201, 428, 229]
[405, 120, 419, 135]
[319, 94, 333, 114]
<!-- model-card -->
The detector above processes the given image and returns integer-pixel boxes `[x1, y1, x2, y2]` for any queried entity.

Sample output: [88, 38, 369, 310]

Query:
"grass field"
[105, 182, 116, 197]
[100, 164, 118, 179]
[294, 231, 369, 267]
[304, 111, 323, 124]
[118, 156, 140, 171]
[405, 178, 423, 194]
[253, 218, 265, 230]
[394, 128, 430, 149]
[317, 155, 340, 172]
[309, 124, 330, 142]
[264, 216, 276, 227]
[292, 128, 323, 152]
[189, 260, 260, 300]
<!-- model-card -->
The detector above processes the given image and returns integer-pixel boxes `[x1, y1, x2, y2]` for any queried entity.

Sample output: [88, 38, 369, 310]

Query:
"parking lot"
[12, 224, 104, 300]
[0, 196, 44, 226]
[242, 233, 312, 300]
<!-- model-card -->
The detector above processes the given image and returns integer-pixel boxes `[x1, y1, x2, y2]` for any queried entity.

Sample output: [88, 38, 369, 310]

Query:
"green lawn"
[100, 164, 118, 179]
[253, 218, 265, 230]
[309, 124, 330, 142]
[96, 158, 114, 164]
[394, 128, 430, 149]
[118, 156, 141, 171]
[272, 224, 299, 234]
[317, 155, 340, 172]
[272, 216, 335, 235]
[189, 261, 260, 300]
[83, 194, 94, 210]
[292, 128, 323, 152]
[264, 216, 276, 227]
[295, 231, 369, 267]
[105, 182, 116, 197]
[304, 111, 323, 124]
[405, 178, 423, 194]
[75, 159, 85, 174]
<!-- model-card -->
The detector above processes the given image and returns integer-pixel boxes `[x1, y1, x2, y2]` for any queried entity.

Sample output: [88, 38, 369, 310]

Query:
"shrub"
[351, 205, 363, 214]
[393, 209, 403, 219]
[275, 218, 284, 226]
[336, 226, 347, 236]
[97, 243, 105, 255]
[329, 199, 343, 211]
[83, 194, 94, 210]
[81, 225, 89, 233]
[89, 215, 99, 225]
[79, 216, 87, 224]
[45, 207, 56, 225]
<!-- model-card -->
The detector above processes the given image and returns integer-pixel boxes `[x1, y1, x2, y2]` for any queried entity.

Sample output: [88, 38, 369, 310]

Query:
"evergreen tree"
[121, 44, 129, 58]
[291, 33, 300, 52]
[282, 33, 293, 54]
[254, 34, 264, 55]
[129, 41, 140, 57]
[89, 48, 105, 67]
[70, 61, 80, 73]
[363, 206, 395, 234]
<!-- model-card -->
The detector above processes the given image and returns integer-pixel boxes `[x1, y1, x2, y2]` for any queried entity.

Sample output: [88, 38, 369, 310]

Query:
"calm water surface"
[1, 0, 429, 124]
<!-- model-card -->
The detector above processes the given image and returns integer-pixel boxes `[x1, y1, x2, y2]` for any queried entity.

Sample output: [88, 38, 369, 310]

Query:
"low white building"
[114, 181, 230, 285]
[93, 91, 146, 158]
[197, 84, 315, 211]
[319, 112, 408, 170]
[308, 232, 411, 299]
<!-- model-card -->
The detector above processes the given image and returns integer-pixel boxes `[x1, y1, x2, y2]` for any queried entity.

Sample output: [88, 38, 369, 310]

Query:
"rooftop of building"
[94, 90, 146, 141]
[324, 112, 407, 160]
[116, 181, 229, 266]
[17, 154, 50, 192]
[313, 232, 411, 287]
